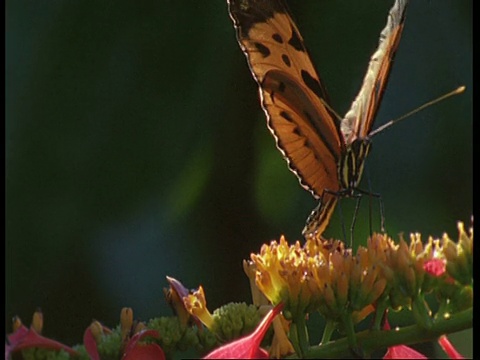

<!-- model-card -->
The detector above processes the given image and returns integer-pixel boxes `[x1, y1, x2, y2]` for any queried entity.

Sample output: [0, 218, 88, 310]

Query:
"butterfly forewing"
[341, 0, 408, 143]
[228, 0, 327, 98]
[228, 0, 343, 198]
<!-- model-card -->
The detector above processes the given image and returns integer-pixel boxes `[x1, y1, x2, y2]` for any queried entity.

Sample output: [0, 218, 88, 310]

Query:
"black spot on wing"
[292, 127, 302, 137]
[282, 54, 291, 67]
[272, 33, 283, 43]
[288, 28, 304, 52]
[254, 42, 271, 57]
[228, 0, 289, 38]
[280, 111, 294, 122]
[301, 70, 328, 101]
[303, 110, 313, 123]
[305, 139, 319, 160]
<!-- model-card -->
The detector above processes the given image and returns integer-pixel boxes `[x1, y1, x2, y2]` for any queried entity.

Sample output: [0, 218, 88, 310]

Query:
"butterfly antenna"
[319, 98, 343, 123]
[369, 86, 465, 138]
[366, 175, 374, 237]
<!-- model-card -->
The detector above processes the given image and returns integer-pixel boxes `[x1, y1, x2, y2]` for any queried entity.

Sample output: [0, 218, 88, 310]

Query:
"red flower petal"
[438, 335, 464, 359]
[123, 329, 165, 360]
[6, 325, 77, 358]
[383, 344, 427, 359]
[123, 342, 165, 360]
[203, 302, 284, 359]
[83, 326, 100, 360]
[424, 259, 446, 277]
[83, 322, 113, 360]
[6, 325, 29, 346]
[382, 315, 427, 359]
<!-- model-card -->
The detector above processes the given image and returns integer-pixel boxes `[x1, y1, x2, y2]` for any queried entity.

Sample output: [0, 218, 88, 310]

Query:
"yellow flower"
[250, 236, 311, 312]
[442, 221, 473, 285]
[183, 285, 215, 330]
[249, 235, 387, 322]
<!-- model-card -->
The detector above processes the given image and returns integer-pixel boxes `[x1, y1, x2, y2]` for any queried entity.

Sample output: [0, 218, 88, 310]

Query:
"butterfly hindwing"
[262, 70, 341, 196]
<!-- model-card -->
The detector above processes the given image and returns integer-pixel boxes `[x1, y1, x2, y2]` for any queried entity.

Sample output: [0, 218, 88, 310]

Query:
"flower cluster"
[5, 221, 472, 359]
[243, 221, 472, 357]
[247, 222, 472, 321]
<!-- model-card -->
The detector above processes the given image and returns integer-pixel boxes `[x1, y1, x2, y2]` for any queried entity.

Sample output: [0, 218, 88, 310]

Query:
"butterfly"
[227, 0, 408, 238]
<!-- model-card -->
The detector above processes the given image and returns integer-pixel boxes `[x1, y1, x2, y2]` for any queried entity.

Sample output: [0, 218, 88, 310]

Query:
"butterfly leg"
[366, 191, 386, 234]
[337, 198, 347, 244]
[356, 187, 386, 237]
[378, 195, 386, 233]
[350, 193, 363, 247]
[364, 176, 385, 235]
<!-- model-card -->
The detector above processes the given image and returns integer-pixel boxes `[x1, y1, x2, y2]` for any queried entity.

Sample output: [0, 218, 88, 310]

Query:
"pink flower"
[203, 302, 284, 359]
[424, 259, 446, 277]
[6, 324, 77, 359]
[438, 335, 464, 359]
[83, 322, 165, 360]
[122, 329, 165, 360]
[383, 343, 427, 359]
[382, 312, 465, 359]
[383, 317, 426, 359]
[83, 321, 111, 360]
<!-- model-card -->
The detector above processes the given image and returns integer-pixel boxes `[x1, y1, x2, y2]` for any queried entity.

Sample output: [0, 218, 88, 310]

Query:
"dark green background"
[6, 0, 472, 358]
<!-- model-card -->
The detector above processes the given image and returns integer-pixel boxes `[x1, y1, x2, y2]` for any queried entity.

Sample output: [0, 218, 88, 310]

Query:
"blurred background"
[6, 0, 471, 358]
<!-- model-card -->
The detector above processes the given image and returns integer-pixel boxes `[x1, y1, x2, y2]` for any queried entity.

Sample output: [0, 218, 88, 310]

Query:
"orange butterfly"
[228, 0, 408, 238]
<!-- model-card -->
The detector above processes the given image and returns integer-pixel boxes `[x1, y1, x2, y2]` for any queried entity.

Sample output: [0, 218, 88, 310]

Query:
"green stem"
[289, 312, 309, 358]
[296, 314, 309, 357]
[289, 322, 301, 356]
[372, 298, 388, 331]
[299, 307, 472, 359]
[412, 294, 433, 329]
[341, 313, 357, 349]
[320, 319, 336, 345]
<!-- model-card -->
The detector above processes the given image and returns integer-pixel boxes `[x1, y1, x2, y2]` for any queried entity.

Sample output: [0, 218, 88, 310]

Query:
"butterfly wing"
[341, 0, 409, 144]
[304, 0, 409, 238]
[228, 0, 343, 199]
[302, 193, 337, 237]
